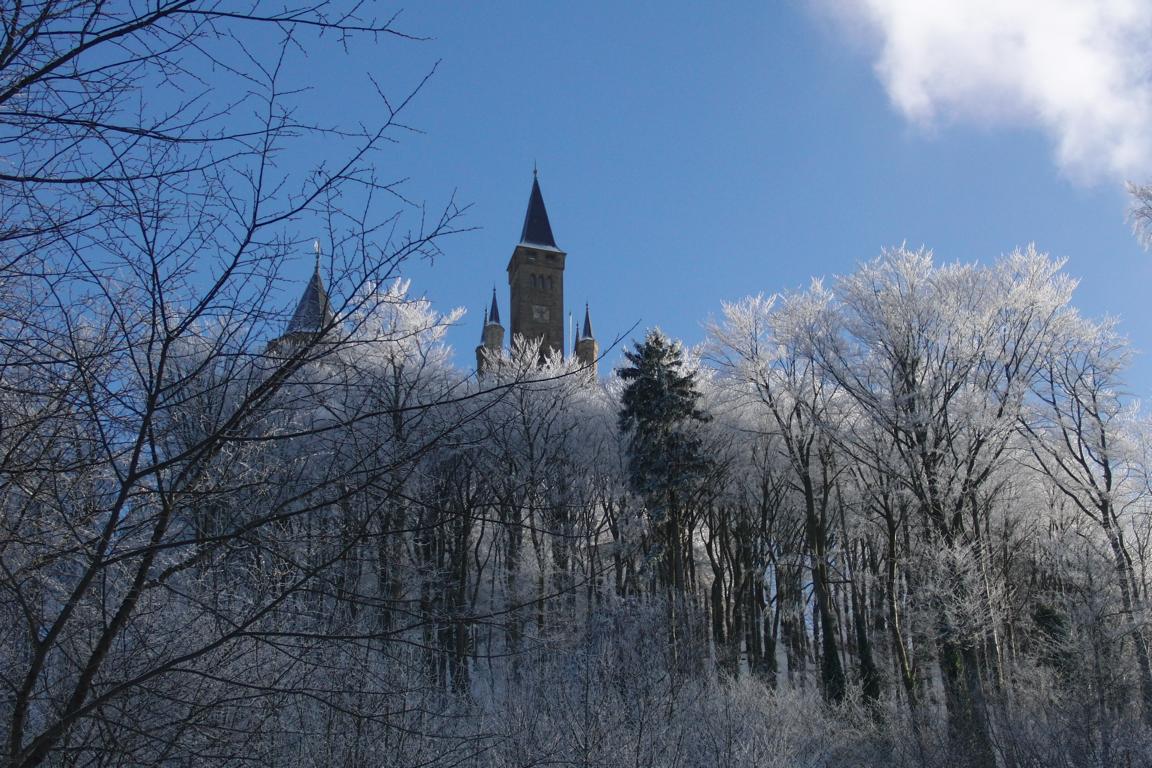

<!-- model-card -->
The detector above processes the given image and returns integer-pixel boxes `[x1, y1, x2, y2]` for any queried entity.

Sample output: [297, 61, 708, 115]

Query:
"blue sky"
[290, 1, 1152, 393]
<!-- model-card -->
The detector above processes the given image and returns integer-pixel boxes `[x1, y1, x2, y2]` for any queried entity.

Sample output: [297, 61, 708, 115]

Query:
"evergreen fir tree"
[617, 329, 710, 593]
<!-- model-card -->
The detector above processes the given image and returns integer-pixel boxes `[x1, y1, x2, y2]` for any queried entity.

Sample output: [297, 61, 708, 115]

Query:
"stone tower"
[507, 171, 565, 360]
[476, 288, 504, 373]
[574, 303, 598, 374]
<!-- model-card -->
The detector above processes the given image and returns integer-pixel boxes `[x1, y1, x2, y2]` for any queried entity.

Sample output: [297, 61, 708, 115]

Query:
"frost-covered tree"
[710, 292, 866, 704]
[805, 247, 1080, 761]
[1021, 318, 1152, 725]
[0, 4, 473, 764]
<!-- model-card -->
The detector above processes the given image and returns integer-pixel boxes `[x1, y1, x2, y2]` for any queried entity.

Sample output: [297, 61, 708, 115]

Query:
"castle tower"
[574, 303, 598, 374]
[476, 288, 505, 373]
[507, 171, 565, 361]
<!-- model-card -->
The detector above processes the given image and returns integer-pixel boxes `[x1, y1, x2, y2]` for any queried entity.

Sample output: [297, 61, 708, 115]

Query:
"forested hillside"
[6, 242, 1152, 766]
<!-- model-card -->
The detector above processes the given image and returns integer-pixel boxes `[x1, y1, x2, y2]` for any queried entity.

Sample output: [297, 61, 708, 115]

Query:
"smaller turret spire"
[487, 287, 501, 325]
[477, 288, 505, 374]
[270, 241, 335, 352]
[573, 302, 599, 375]
[581, 303, 593, 340]
[286, 257, 334, 337]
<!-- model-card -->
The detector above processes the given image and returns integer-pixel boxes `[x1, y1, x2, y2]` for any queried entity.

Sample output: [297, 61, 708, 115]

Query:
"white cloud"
[819, 0, 1152, 183]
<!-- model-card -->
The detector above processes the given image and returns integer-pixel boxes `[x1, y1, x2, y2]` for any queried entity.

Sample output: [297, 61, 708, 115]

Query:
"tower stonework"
[508, 174, 565, 360]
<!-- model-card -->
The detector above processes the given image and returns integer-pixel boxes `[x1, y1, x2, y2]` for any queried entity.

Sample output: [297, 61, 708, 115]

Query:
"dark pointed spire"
[581, 303, 593, 339]
[480, 306, 488, 340]
[488, 287, 501, 325]
[286, 257, 334, 336]
[519, 172, 557, 248]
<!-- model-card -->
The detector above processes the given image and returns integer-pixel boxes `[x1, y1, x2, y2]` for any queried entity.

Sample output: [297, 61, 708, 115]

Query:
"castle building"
[275, 175, 597, 374]
[477, 172, 598, 374]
